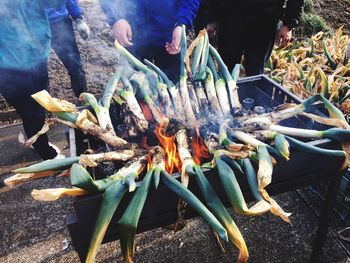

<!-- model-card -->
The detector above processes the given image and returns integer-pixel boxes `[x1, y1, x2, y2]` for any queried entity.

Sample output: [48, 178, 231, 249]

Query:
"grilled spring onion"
[179, 25, 196, 124]
[143, 59, 174, 116]
[216, 157, 271, 216]
[209, 44, 241, 109]
[130, 73, 167, 124]
[79, 92, 116, 135]
[267, 125, 350, 142]
[205, 67, 223, 117]
[160, 170, 228, 242]
[175, 128, 194, 188]
[191, 164, 249, 263]
[119, 77, 149, 132]
[86, 181, 127, 263]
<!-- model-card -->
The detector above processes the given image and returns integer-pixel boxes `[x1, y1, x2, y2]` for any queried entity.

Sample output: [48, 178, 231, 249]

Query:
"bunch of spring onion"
[7, 26, 350, 263]
[266, 27, 350, 115]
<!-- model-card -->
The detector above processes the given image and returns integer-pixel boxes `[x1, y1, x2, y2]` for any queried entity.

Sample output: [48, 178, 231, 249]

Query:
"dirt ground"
[314, 0, 350, 34]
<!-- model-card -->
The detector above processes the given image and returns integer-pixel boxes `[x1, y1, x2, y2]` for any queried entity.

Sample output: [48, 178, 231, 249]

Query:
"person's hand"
[276, 25, 292, 48]
[112, 19, 133, 47]
[165, 26, 182, 55]
[75, 18, 90, 40]
[206, 22, 219, 40]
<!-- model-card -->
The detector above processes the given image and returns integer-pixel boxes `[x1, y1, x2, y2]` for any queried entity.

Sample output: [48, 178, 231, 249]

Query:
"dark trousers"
[131, 45, 180, 84]
[0, 62, 57, 160]
[218, 16, 278, 76]
[50, 17, 87, 97]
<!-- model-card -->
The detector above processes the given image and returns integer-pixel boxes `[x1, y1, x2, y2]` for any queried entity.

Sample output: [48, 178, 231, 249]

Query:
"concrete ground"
[0, 123, 350, 263]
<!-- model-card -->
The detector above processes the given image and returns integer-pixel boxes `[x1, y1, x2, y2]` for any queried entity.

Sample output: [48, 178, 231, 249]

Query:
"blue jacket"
[99, 0, 201, 47]
[47, 0, 84, 23]
[0, 0, 66, 71]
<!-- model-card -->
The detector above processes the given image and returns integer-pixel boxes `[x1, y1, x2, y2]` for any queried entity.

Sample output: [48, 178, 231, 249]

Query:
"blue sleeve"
[42, 0, 66, 9]
[176, 0, 201, 27]
[66, 0, 84, 20]
[99, 0, 139, 26]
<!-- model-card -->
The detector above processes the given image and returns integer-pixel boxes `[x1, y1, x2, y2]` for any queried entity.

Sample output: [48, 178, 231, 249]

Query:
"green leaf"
[285, 135, 345, 157]
[160, 170, 228, 241]
[215, 158, 247, 214]
[86, 181, 127, 263]
[153, 167, 161, 189]
[14, 157, 79, 173]
[274, 134, 290, 160]
[118, 169, 154, 262]
[70, 164, 101, 193]
[242, 158, 263, 201]
[192, 165, 249, 262]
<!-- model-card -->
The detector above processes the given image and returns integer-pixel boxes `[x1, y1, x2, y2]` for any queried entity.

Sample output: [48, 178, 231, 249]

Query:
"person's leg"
[217, 17, 245, 72]
[0, 63, 57, 160]
[151, 47, 180, 83]
[50, 17, 87, 97]
[243, 17, 278, 76]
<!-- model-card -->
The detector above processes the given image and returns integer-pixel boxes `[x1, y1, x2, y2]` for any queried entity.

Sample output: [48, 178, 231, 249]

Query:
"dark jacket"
[99, 0, 201, 47]
[207, 0, 304, 28]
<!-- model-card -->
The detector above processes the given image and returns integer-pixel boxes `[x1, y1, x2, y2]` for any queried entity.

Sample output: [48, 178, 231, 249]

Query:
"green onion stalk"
[179, 25, 196, 124]
[118, 146, 164, 263]
[143, 59, 175, 116]
[130, 72, 168, 124]
[142, 58, 186, 123]
[190, 31, 205, 80]
[31, 92, 128, 148]
[85, 156, 148, 263]
[229, 130, 291, 222]
[173, 127, 250, 262]
[114, 40, 160, 100]
[118, 77, 149, 132]
[196, 30, 210, 81]
[192, 163, 249, 263]
[218, 120, 253, 159]
[209, 44, 241, 109]
[204, 67, 223, 118]
[267, 125, 350, 142]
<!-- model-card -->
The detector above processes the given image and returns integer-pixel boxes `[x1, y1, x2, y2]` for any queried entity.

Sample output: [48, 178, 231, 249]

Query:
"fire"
[192, 129, 210, 165]
[155, 121, 181, 174]
[147, 153, 152, 172]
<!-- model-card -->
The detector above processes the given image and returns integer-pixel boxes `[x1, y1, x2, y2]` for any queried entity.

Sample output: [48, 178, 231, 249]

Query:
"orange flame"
[192, 130, 210, 165]
[155, 121, 181, 174]
[147, 153, 152, 172]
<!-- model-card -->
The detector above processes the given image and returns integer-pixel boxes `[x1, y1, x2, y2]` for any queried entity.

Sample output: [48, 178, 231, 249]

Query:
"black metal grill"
[67, 75, 346, 262]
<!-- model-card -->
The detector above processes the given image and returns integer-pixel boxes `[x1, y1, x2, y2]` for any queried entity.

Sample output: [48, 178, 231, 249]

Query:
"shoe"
[49, 143, 65, 159]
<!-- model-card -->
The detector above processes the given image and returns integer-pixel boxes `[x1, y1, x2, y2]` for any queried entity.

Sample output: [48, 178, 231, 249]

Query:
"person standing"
[205, 0, 304, 76]
[47, 0, 90, 98]
[99, 0, 201, 82]
[0, 0, 67, 160]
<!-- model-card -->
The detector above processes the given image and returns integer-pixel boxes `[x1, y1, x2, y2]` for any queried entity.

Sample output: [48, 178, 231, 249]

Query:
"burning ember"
[9, 27, 350, 263]
[192, 128, 210, 165]
[155, 121, 181, 174]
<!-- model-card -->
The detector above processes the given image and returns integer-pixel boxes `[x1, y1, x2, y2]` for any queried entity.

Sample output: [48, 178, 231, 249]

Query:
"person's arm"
[166, 0, 201, 55]
[175, 0, 201, 28]
[67, 0, 90, 40]
[66, 0, 84, 20]
[99, 0, 137, 46]
[277, 0, 304, 47]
